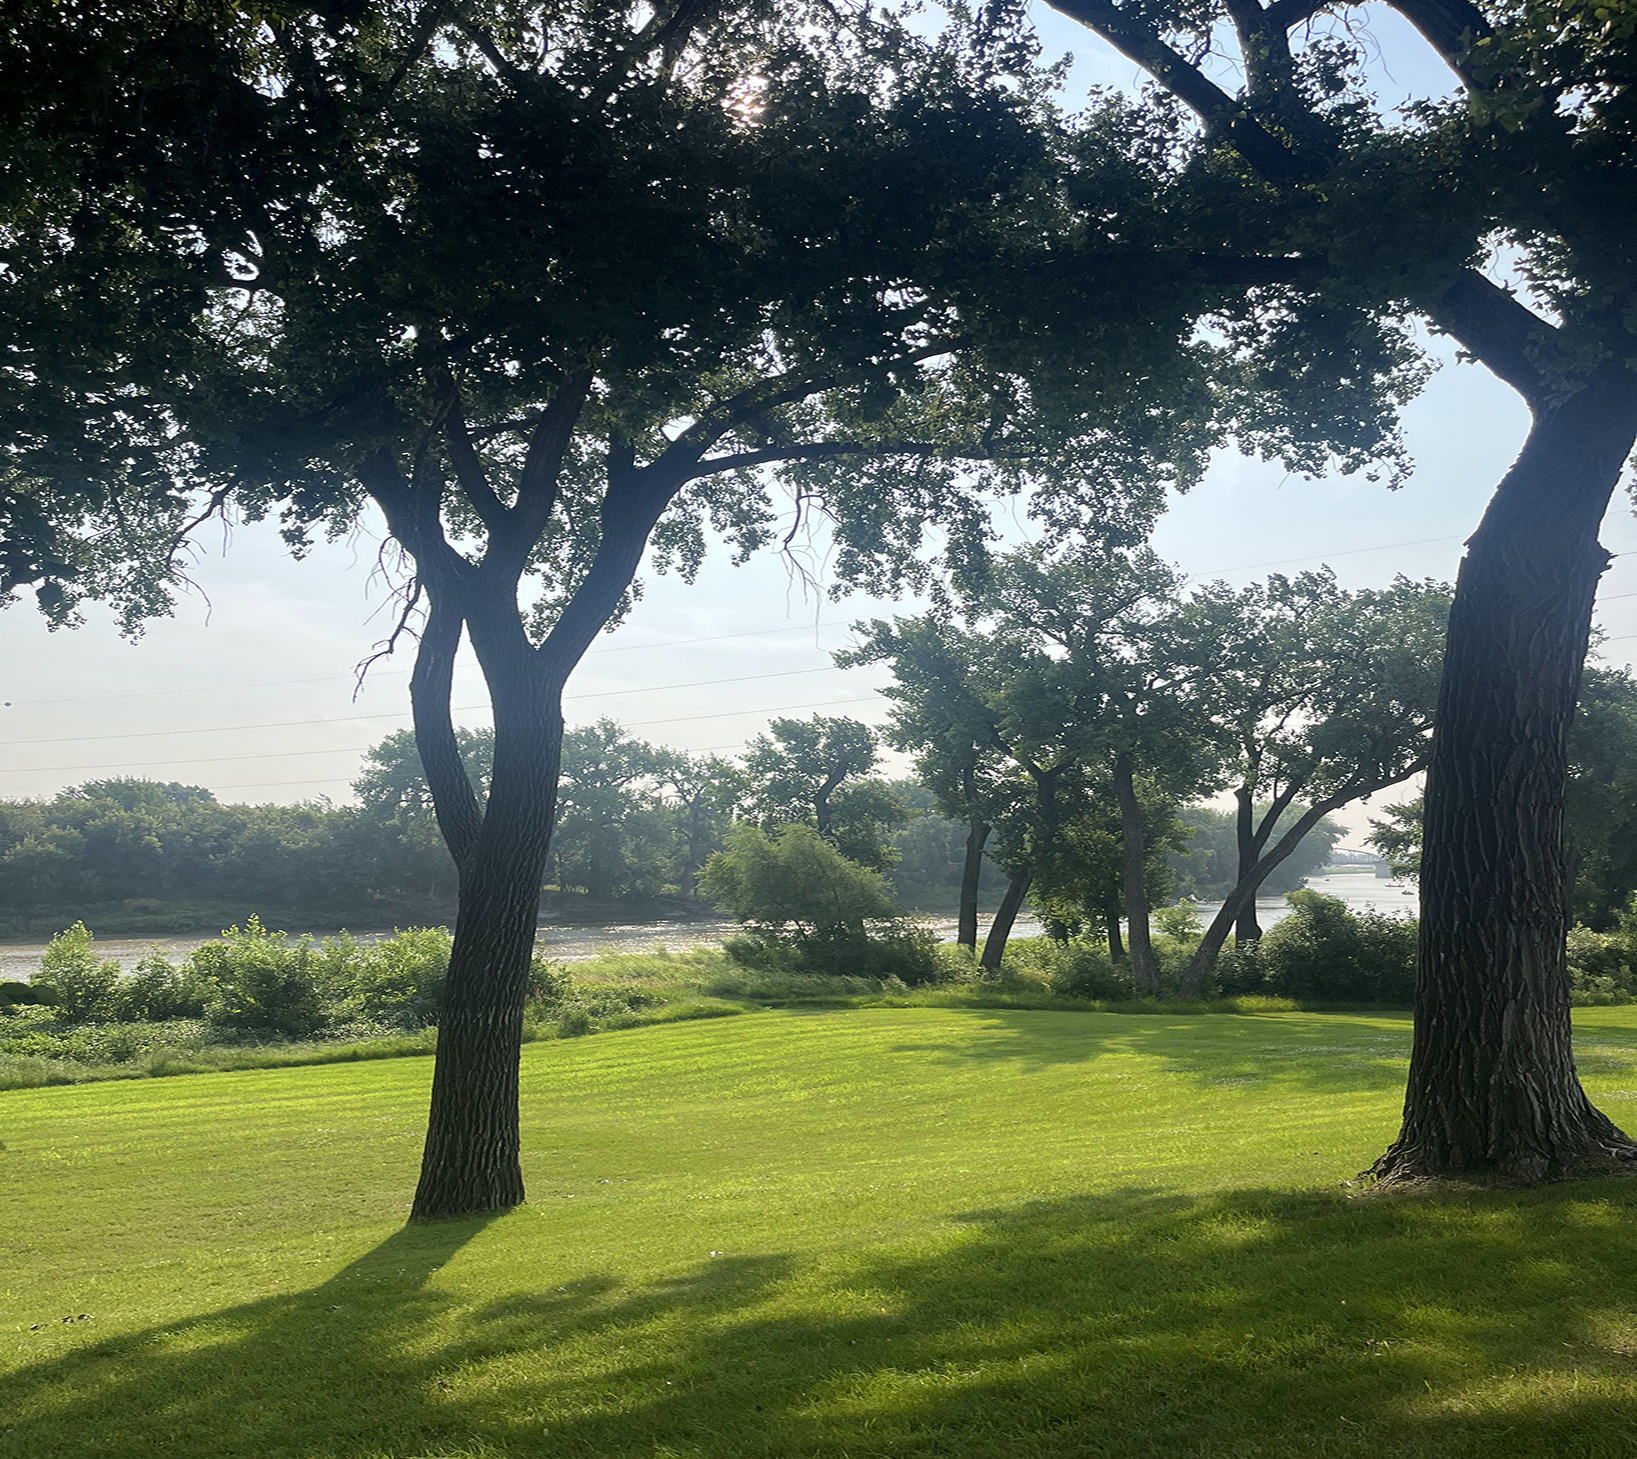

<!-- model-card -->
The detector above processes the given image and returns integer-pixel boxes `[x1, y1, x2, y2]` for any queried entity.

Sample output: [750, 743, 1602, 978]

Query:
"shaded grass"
[7, 1006, 1637, 1455]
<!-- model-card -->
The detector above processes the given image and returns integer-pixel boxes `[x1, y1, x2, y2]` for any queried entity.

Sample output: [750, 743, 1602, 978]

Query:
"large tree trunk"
[1114, 751, 1160, 994]
[958, 820, 991, 952]
[980, 867, 1032, 970]
[1234, 787, 1263, 944]
[1371, 375, 1637, 1184]
[412, 667, 563, 1221]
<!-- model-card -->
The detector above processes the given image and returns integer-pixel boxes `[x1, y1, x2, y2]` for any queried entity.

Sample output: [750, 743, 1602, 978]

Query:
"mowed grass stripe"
[5, 1006, 1637, 1457]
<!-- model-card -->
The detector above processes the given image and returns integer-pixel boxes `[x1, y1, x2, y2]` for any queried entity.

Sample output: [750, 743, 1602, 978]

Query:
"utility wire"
[3, 621, 856, 708]
[0, 665, 845, 749]
[0, 696, 886, 778]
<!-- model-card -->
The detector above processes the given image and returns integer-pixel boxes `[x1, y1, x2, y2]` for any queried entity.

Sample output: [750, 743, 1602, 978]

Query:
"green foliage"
[1171, 805, 1346, 900]
[1244, 890, 1418, 1005]
[702, 824, 897, 936]
[702, 823, 944, 983]
[187, 918, 328, 1039]
[1001, 937, 1137, 1001]
[1153, 900, 1204, 943]
[118, 953, 215, 1022]
[30, 922, 122, 1022]
[742, 717, 907, 871]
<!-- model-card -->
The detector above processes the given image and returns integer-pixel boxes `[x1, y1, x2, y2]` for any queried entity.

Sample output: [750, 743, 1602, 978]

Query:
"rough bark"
[1104, 891, 1126, 962]
[1114, 751, 1161, 994]
[1371, 371, 1637, 1184]
[1233, 787, 1263, 944]
[958, 820, 991, 952]
[980, 867, 1032, 970]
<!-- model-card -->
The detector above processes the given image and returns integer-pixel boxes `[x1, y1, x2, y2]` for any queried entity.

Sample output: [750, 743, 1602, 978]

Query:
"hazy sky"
[3, 7, 1632, 846]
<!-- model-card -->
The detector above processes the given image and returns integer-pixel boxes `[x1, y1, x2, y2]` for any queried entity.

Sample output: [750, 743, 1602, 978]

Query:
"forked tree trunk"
[1178, 798, 1343, 999]
[1104, 891, 1125, 962]
[1114, 752, 1160, 994]
[958, 820, 991, 952]
[1371, 372, 1637, 1184]
[412, 669, 564, 1221]
[980, 867, 1032, 970]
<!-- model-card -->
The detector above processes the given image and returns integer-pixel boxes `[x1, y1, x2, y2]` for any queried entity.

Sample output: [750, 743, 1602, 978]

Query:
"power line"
[3, 620, 855, 708]
[0, 664, 846, 749]
[0, 696, 885, 778]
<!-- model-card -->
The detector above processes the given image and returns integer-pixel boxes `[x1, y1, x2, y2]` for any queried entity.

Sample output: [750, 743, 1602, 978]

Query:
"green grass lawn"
[8, 1005, 1637, 1457]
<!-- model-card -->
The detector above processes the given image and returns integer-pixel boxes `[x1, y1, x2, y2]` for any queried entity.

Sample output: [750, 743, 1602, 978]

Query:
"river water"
[0, 870, 1414, 980]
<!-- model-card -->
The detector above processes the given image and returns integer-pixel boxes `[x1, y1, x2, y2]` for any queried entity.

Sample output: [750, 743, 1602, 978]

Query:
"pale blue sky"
[2, 5, 1631, 843]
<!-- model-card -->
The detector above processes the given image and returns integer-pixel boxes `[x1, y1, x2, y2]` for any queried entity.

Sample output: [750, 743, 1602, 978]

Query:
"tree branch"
[1433, 270, 1560, 403]
[1044, 0, 1324, 182]
[434, 367, 510, 535]
[1383, 0, 1497, 89]
[410, 589, 484, 866]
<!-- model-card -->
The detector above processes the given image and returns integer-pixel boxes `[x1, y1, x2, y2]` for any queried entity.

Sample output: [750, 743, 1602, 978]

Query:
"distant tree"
[839, 618, 1024, 953]
[1172, 575, 1449, 998]
[1368, 665, 1637, 928]
[1564, 668, 1637, 930]
[1366, 799, 1424, 884]
[743, 716, 908, 872]
[656, 755, 748, 902]
[552, 721, 675, 900]
[1171, 804, 1345, 901]
[61, 779, 216, 810]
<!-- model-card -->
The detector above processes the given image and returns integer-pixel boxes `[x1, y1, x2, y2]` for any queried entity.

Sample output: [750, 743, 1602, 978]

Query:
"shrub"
[1001, 938, 1135, 1000]
[1254, 889, 1417, 1004]
[704, 823, 945, 984]
[117, 952, 216, 1022]
[313, 927, 451, 1026]
[0, 978, 56, 1009]
[187, 918, 327, 1038]
[30, 923, 122, 1022]
[1566, 925, 1637, 1004]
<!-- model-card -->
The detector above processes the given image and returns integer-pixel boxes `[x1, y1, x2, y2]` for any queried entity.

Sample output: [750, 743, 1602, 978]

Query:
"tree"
[839, 618, 1023, 953]
[5, 0, 1239, 1219]
[743, 716, 908, 871]
[977, 545, 1222, 991]
[551, 721, 674, 900]
[700, 822, 895, 940]
[1171, 804, 1345, 901]
[656, 754, 746, 902]
[1171, 574, 1449, 996]
[1042, 0, 1637, 1182]
[1369, 665, 1637, 925]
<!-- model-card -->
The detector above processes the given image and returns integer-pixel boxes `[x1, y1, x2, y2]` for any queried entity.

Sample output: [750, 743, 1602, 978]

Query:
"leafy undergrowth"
[0, 935, 1386, 1091]
[8, 1006, 1637, 1457]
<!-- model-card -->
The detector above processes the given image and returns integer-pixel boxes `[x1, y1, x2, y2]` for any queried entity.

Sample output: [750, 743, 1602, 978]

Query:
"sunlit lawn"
[8, 1005, 1637, 1457]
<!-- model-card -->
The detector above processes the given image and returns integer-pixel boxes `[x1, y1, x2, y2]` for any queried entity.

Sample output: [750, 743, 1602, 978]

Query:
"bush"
[118, 952, 216, 1021]
[30, 922, 122, 1022]
[186, 918, 327, 1038]
[1001, 938, 1136, 1001]
[1566, 925, 1637, 1004]
[704, 823, 946, 984]
[1254, 889, 1417, 1004]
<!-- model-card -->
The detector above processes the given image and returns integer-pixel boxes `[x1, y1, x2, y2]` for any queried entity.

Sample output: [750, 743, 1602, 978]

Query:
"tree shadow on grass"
[886, 1007, 1418, 1094]
[10, 1180, 1637, 1458]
